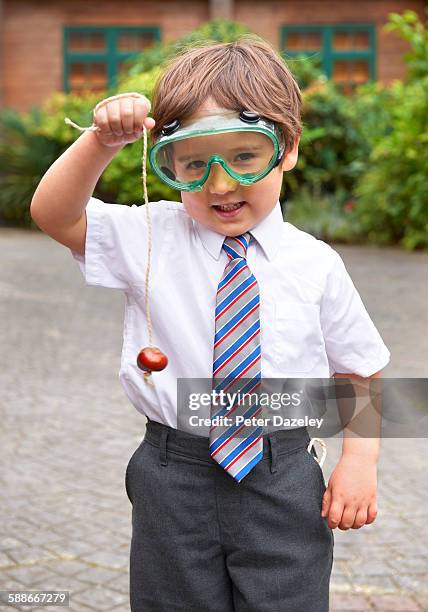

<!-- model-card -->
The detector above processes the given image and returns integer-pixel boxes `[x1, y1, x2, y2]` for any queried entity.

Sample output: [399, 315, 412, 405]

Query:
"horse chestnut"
[137, 347, 168, 372]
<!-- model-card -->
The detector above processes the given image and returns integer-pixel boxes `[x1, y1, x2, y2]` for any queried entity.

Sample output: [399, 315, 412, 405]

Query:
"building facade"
[0, 0, 426, 111]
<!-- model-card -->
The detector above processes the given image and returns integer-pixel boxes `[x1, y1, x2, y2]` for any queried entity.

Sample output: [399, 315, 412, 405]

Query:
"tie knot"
[223, 232, 251, 261]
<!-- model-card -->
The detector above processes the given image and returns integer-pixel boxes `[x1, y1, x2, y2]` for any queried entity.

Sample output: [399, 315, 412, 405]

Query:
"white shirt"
[71, 197, 390, 428]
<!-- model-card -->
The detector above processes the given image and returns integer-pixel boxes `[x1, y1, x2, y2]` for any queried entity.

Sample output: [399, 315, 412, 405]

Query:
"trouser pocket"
[125, 439, 146, 504]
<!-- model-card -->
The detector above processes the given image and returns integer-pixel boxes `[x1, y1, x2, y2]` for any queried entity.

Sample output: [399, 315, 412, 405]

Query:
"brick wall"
[0, 0, 425, 111]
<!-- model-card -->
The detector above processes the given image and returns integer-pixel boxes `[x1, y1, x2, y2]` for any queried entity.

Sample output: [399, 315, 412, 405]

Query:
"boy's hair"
[151, 36, 302, 154]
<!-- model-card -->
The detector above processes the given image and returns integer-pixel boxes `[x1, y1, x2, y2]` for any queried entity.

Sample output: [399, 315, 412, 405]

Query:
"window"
[63, 27, 161, 94]
[281, 25, 375, 93]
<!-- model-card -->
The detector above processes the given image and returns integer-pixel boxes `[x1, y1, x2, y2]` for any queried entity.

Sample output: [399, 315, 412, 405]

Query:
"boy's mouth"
[211, 201, 246, 214]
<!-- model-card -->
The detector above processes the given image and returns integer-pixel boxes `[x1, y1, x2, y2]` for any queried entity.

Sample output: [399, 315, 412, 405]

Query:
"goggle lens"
[154, 131, 276, 187]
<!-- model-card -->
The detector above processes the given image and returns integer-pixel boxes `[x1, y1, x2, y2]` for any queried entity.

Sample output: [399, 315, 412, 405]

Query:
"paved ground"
[0, 227, 427, 611]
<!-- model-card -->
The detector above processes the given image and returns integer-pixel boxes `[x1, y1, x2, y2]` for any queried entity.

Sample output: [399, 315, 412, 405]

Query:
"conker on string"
[137, 347, 168, 372]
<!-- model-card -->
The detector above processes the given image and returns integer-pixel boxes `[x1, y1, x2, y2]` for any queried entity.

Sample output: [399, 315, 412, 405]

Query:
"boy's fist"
[92, 92, 155, 147]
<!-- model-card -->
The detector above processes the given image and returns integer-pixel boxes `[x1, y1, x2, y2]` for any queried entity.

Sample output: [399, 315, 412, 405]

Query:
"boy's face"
[180, 97, 300, 237]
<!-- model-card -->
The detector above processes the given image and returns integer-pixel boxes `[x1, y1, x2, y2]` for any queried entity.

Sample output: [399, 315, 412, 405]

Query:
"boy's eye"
[235, 152, 255, 161]
[186, 160, 206, 170]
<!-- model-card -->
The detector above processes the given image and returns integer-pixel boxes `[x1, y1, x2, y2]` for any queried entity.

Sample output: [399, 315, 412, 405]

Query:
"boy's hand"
[92, 92, 156, 147]
[321, 453, 378, 530]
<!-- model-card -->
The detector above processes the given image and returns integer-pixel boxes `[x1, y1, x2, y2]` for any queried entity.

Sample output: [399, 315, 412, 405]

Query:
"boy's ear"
[280, 136, 300, 172]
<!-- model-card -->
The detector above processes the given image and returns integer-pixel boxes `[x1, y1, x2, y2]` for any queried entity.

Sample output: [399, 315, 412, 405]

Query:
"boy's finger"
[107, 100, 123, 136]
[366, 501, 378, 524]
[134, 98, 150, 131]
[94, 105, 112, 134]
[135, 93, 151, 114]
[338, 505, 357, 530]
[120, 98, 135, 135]
[352, 506, 368, 529]
[321, 486, 331, 517]
[327, 499, 343, 529]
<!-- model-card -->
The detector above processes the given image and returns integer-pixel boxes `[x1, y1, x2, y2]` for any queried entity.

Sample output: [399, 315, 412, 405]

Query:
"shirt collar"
[194, 200, 283, 262]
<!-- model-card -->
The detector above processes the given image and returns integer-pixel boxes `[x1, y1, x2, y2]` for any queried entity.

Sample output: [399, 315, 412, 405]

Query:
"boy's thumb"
[143, 117, 156, 130]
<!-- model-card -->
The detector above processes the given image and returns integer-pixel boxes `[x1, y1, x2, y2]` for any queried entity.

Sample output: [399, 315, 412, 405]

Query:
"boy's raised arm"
[30, 131, 123, 255]
[30, 93, 154, 256]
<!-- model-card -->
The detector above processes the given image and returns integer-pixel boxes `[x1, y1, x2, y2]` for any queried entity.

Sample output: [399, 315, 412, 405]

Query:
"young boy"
[31, 37, 390, 611]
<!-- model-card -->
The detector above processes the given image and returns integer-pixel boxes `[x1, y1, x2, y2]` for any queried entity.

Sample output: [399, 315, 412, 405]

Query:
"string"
[141, 125, 154, 385]
[64, 112, 154, 385]
[307, 437, 327, 468]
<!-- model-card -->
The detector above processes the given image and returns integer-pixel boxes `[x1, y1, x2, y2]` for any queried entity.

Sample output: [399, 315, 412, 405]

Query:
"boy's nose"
[205, 163, 238, 195]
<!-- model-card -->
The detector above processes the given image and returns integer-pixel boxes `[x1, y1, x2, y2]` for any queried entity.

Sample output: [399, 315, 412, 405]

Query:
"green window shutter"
[280, 24, 376, 91]
[63, 26, 161, 94]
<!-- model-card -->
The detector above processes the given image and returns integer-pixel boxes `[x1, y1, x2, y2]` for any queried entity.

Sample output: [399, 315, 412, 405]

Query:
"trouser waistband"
[144, 418, 312, 475]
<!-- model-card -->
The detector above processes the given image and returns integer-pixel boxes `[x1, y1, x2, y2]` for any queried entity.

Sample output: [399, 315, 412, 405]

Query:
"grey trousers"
[125, 419, 334, 612]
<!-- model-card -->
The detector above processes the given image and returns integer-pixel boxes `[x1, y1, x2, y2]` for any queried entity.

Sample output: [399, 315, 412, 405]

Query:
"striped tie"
[209, 232, 263, 483]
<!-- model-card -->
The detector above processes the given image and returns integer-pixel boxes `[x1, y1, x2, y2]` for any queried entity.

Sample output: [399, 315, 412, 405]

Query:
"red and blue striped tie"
[210, 232, 263, 483]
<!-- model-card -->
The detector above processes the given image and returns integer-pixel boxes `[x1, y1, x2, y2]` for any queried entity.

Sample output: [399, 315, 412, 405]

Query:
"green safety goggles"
[149, 110, 285, 192]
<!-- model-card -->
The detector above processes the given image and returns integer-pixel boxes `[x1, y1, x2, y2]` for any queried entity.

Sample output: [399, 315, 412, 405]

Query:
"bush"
[282, 78, 368, 204]
[0, 108, 65, 226]
[285, 10, 428, 250]
[0, 92, 105, 226]
[351, 10, 428, 249]
[353, 76, 428, 249]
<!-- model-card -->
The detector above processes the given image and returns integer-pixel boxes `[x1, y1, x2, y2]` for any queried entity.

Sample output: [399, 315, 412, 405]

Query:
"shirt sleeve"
[320, 248, 391, 377]
[69, 197, 149, 290]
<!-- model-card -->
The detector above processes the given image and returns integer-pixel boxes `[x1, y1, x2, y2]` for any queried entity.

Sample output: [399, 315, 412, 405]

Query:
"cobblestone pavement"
[1, 228, 427, 611]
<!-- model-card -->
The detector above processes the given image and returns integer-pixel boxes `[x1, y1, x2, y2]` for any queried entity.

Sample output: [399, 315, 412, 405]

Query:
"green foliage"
[0, 108, 65, 226]
[284, 53, 324, 90]
[116, 66, 161, 98]
[101, 138, 180, 205]
[34, 92, 100, 144]
[353, 76, 428, 249]
[286, 10, 428, 250]
[282, 79, 368, 203]
[384, 9, 428, 80]
[345, 81, 395, 148]
[349, 11, 428, 249]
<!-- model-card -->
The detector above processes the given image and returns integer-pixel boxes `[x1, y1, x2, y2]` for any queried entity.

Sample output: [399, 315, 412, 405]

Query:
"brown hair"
[151, 36, 302, 154]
